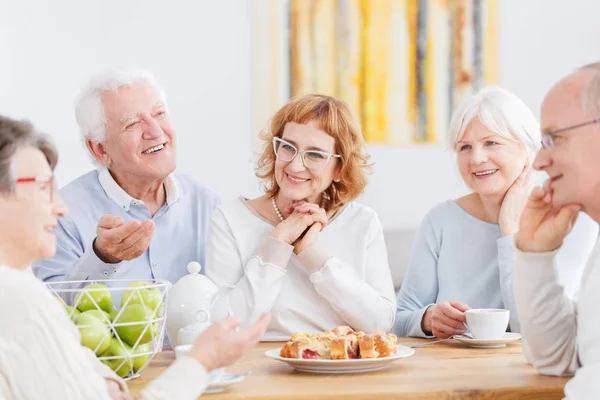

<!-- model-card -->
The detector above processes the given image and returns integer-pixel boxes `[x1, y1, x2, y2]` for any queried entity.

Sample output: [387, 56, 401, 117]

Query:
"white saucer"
[204, 373, 245, 394]
[453, 332, 522, 348]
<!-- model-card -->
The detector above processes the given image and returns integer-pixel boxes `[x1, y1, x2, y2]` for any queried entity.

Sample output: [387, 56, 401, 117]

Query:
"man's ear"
[86, 139, 111, 166]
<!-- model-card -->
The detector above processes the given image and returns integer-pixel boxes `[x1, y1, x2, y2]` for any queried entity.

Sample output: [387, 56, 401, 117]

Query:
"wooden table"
[129, 338, 569, 399]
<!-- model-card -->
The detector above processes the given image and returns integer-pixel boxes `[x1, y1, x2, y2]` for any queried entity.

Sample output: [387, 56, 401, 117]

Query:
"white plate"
[265, 344, 415, 374]
[453, 332, 522, 348]
[204, 373, 245, 394]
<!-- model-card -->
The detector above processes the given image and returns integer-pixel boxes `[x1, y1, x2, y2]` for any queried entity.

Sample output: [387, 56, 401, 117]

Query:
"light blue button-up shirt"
[33, 168, 220, 285]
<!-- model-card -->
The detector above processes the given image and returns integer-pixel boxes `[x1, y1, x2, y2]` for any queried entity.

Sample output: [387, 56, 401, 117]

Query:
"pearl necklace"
[271, 197, 284, 222]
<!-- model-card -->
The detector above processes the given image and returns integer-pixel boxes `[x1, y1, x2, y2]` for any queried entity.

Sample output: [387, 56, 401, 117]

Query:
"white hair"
[579, 62, 600, 116]
[74, 67, 167, 144]
[447, 86, 541, 161]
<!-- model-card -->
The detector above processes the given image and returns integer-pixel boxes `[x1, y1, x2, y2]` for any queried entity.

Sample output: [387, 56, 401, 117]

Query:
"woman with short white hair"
[393, 86, 598, 338]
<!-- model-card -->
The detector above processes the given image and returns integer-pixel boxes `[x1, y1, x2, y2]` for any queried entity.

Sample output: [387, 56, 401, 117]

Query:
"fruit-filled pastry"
[279, 325, 397, 359]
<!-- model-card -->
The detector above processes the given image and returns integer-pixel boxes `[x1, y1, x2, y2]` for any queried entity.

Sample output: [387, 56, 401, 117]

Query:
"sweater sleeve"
[296, 213, 396, 333]
[496, 235, 520, 333]
[0, 272, 116, 400]
[206, 207, 294, 325]
[141, 356, 208, 399]
[513, 247, 579, 376]
[393, 214, 439, 337]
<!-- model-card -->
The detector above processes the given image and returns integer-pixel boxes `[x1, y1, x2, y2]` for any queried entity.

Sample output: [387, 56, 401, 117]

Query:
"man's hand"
[93, 215, 154, 264]
[516, 184, 581, 253]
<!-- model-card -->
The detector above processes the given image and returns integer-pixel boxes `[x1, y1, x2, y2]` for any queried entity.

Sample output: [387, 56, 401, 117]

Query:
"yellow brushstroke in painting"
[312, 0, 337, 95]
[361, 0, 393, 143]
[484, 0, 498, 84]
[336, 0, 361, 122]
[387, 0, 411, 145]
[406, 0, 418, 144]
[428, 0, 451, 145]
[290, 0, 313, 95]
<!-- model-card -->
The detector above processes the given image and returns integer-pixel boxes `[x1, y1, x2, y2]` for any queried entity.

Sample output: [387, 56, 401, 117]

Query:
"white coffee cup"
[174, 314, 225, 383]
[464, 308, 509, 340]
[176, 310, 211, 346]
[174, 343, 225, 383]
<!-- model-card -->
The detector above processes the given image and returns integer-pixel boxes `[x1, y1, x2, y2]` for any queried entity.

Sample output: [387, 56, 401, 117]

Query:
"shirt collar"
[98, 168, 180, 212]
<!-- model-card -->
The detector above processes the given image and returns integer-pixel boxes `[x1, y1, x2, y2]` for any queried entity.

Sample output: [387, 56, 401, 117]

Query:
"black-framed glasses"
[541, 118, 600, 150]
[16, 175, 57, 202]
[272, 137, 341, 171]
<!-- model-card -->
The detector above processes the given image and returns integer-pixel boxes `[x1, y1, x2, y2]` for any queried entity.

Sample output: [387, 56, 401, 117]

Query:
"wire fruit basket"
[46, 279, 171, 380]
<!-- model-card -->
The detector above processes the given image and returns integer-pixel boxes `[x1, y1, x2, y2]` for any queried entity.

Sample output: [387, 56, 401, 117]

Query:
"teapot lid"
[170, 262, 219, 299]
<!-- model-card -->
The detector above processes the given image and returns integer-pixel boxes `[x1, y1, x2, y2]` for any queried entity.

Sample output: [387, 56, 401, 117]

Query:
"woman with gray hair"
[393, 86, 598, 338]
[0, 115, 269, 400]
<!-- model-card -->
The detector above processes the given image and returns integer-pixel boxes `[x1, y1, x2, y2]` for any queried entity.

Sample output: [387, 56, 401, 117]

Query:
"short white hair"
[74, 67, 167, 144]
[579, 62, 600, 116]
[447, 86, 541, 161]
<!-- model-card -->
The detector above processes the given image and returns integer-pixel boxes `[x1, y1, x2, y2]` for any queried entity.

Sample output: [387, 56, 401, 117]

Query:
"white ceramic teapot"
[166, 261, 219, 347]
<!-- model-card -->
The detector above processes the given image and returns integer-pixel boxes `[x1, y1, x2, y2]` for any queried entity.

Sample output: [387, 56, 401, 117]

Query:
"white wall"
[0, 0, 258, 199]
[1, 0, 600, 230]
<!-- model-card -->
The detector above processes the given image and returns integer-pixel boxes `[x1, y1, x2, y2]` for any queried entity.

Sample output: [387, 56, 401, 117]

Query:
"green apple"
[64, 305, 81, 321]
[114, 304, 158, 347]
[75, 313, 111, 355]
[100, 337, 133, 378]
[81, 309, 111, 324]
[131, 343, 151, 372]
[74, 283, 113, 313]
[109, 309, 120, 322]
[120, 281, 163, 316]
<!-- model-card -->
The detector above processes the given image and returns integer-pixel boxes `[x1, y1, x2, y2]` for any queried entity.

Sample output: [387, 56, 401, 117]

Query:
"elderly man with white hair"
[33, 68, 220, 284]
[393, 86, 598, 339]
[515, 62, 600, 399]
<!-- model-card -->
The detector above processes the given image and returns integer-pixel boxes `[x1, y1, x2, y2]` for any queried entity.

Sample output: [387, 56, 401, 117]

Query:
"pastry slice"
[280, 332, 311, 357]
[345, 333, 359, 359]
[330, 337, 350, 359]
[285, 337, 332, 359]
[374, 332, 398, 357]
[358, 334, 379, 358]
[280, 341, 293, 358]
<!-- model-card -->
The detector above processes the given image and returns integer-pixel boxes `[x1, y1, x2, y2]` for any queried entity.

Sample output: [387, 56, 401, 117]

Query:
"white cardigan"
[206, 197, 396, 340]
[514, 239, 600, 399]
[0, 265, 208, 400]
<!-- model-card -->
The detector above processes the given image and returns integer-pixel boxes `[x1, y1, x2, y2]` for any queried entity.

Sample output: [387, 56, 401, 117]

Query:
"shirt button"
[103, 271, 108, 276]
[153, 263, 158, 268]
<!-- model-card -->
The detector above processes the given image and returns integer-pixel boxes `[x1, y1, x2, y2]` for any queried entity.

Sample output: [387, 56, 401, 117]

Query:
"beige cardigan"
[514, 239, 600, 399]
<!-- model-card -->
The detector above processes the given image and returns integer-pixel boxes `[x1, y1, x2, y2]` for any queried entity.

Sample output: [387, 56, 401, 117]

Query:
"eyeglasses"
[272, 137, 341, 171]
[16, 175, 57, 202]
[541, 118, 600, 150]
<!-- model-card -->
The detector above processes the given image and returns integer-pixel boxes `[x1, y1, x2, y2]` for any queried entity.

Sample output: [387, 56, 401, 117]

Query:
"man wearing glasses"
[33, 68, 220, 287]
[514, 62, 600, 398]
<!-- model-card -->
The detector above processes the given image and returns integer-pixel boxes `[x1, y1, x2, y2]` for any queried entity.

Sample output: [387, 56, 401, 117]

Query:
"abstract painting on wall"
[251, 0, 497, 145]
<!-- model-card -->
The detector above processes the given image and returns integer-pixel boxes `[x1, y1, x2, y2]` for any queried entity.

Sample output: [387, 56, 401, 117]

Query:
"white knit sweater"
[206, 198, 397, 340]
